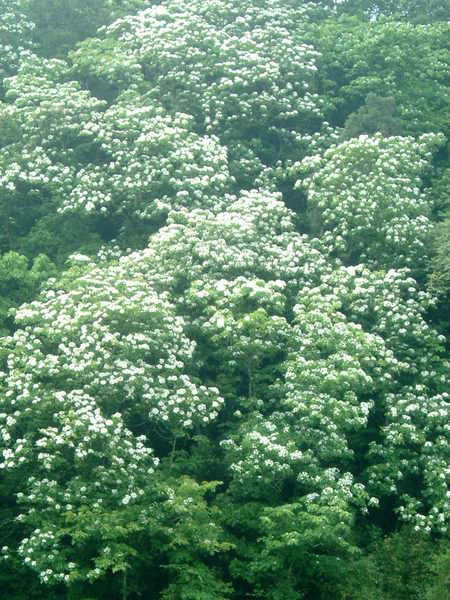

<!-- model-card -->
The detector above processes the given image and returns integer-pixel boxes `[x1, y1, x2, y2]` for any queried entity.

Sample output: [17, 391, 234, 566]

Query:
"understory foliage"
[0, 0, 448, 598]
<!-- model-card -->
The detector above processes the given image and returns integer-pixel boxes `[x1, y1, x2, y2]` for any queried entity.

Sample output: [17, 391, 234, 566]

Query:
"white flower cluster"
[62, 93, 233, 220]
[0, 184, 447, 584]
[0, 55, 233, 241]
[0, 246, 228, 579]
[71, 0, 327, 181]
[0, 53, 106, 217]
[0, 1, 35, 81]
[185, 276, 289, 375]
[284, 292, 388, 462]
[3, 256, 223, 434]
[0, 2, 448, 581]
[317, 265, 443, 371]
[296, 133, 445, 269]
[221, 414, 308, 499]
[12, 390, 157, 584]
[222, 410, 374, 529]
[297, 469, 373, 517]
[219, 279, 384, 516]
[369, 385, 449, 534]
[303, 264, 449, 530]
[144, 189, 330, 299]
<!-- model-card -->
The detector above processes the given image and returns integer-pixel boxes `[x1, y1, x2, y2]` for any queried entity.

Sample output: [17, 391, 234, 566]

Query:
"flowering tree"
[296, 133, 444, 271]
[0, 1, 35, 86]
[0, 252, 225, 591]
[0, 54, 233, 254]
[218, 261, 448, 597]
[70, 0, 334, 186]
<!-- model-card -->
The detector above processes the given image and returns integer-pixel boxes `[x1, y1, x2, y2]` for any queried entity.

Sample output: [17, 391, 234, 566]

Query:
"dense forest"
[0, 0, 449, 598]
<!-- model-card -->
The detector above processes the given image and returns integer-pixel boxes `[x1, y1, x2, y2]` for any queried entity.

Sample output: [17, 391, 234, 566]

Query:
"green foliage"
[338, 528, 450, 600]
[429, 167, 450, 296]
[426, 542, 450, 600]
[430, 216, 450, 292]
[0, 251, 56, 334]
[312, 16, 450, 135]
[337, 0, 450, 23]
[20, 0, 150, 58]
[159, 478, 233, 600]
[343, 92, 405, 138]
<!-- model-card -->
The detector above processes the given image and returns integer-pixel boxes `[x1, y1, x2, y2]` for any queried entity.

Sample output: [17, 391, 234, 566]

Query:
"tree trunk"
[122, 570, 128, 600]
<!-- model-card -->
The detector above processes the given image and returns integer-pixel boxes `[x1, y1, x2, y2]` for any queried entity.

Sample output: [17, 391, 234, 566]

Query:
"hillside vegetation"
[0, 1, 449, 598]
